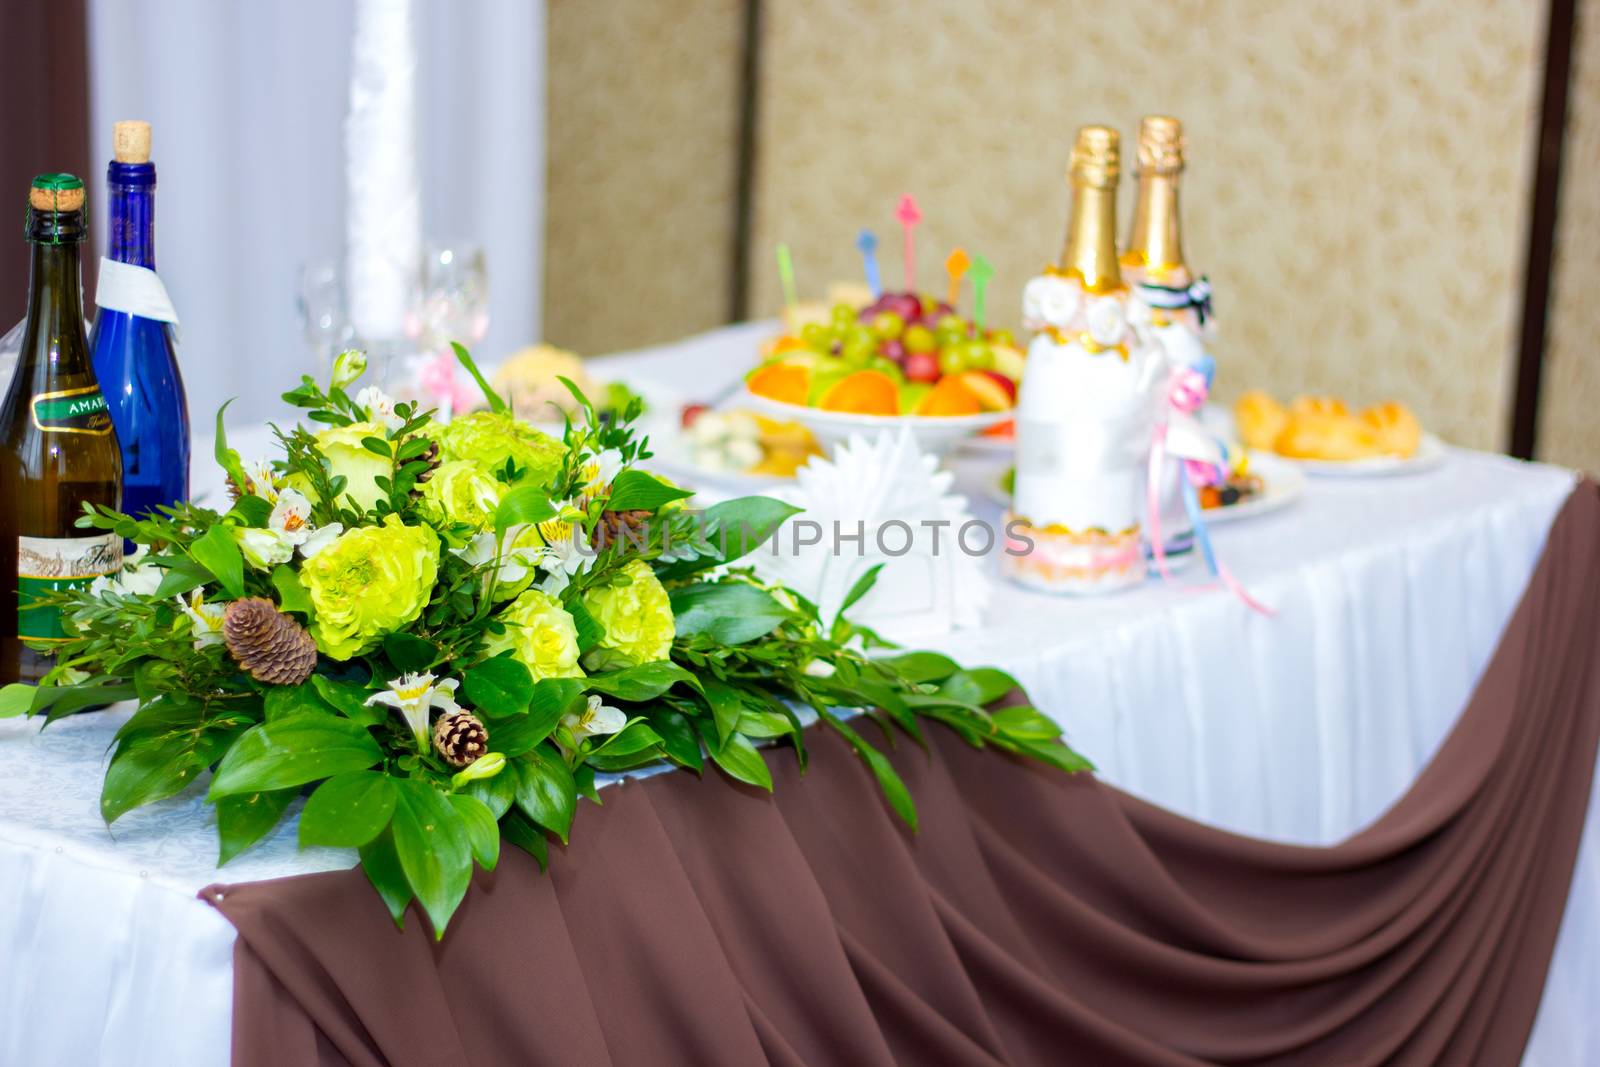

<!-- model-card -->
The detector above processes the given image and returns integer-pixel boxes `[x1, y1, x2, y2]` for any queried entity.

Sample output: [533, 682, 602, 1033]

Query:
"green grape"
[843, 323, 873, 347]
[961, 340, 994, 371]
[830, 303, 857, 327]
[800, 323, 829, 351]
[936, 314, 968, 337]
[937, 346, 965, 376]
[987, 328, 1016, 347]
[840, 337, 875, 365]
[868, 356, 905, 380]
[903, 324, 937, 354]
[871, 311, 905, 340]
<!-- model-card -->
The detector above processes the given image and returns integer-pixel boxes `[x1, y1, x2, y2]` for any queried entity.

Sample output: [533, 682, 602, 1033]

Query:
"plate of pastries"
[1233, 391, 1444, 476]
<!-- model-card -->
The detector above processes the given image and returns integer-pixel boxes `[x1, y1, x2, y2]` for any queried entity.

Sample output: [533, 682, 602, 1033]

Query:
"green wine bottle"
[0, 174, 124, 684]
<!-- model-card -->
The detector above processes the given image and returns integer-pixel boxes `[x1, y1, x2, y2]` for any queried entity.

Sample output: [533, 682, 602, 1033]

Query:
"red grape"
[903, 352, 940, 382]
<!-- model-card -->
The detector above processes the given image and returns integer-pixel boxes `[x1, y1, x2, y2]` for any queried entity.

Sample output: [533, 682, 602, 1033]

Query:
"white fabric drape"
[86, 0, 547, 426]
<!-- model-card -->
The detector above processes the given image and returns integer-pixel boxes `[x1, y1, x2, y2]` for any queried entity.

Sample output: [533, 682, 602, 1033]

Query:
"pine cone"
[408, 440, 442, 501]
[433, 711, 489, 768]
[222, 597, 318, 686]
[591, 508, 652, 550]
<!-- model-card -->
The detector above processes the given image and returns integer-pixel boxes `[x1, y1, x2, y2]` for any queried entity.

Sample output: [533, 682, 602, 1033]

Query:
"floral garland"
[0, 346, 1089, 937]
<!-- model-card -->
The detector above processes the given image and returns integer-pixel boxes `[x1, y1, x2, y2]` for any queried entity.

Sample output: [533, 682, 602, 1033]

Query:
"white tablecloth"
[0, 322, 1592, 1066]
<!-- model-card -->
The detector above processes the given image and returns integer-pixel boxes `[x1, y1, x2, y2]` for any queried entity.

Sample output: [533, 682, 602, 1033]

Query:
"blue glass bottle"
[90, 127, 190, 524]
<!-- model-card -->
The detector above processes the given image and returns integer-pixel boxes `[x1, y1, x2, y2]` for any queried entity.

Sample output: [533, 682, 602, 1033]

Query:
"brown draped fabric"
[206, 482, 1600, 1067]
[0, 0, 93, 324]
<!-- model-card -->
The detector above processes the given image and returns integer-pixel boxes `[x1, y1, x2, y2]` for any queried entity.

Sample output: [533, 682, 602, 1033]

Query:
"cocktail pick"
[895, 194, 921, 291]
[856, 229, 882, 298]
[945, 247, 970, 306]
[970, 254, 994, 332]
[776, 242, 798, 311]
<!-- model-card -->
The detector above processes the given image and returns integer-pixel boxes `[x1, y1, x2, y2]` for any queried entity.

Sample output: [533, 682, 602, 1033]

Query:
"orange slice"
[747, 361, 811, 406]
[817, 370, 900, 415]
[915, 376, 982, 416]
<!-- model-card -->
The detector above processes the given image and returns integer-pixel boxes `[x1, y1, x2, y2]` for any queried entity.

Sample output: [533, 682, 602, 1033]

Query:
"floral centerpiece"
[0, 346, 1088, 937]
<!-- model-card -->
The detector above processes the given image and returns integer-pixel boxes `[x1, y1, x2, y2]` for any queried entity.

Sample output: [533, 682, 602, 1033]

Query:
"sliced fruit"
[818, 369, 901, 415]
[770, 334, 807, 355]
[747, 361, 811, 406]
[990, 342, 1026, 381]
[951, 371, 1013, 412]
[899, 382, 932, 414]
[981, 418, 1015, 438]
[806, 363, 853, 405]
[915, 376, 982, 416]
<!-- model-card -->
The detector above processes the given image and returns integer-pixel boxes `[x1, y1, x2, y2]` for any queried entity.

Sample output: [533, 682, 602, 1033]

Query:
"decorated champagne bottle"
[90, 120, 189, 524]
[0, 175, 123, 683]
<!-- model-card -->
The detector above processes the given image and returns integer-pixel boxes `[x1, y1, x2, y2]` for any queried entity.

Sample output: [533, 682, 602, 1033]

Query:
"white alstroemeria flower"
[563, 694, 626, 742]
[176, 590, 227, 649]
[533, 519, 593, 598]
[580, 447, 625, 492]
[244, 458, 281, 503]
[234, 526, 294, 571]
[268, 488, 316, 546]
[297, 521, 344, 559]
[354, 386, 403, 431]
[1023, 274, 1081, 331]
[89, 546, 163, 597]
[1085, 295, 1127, 348]
[365, 672, 463, 750]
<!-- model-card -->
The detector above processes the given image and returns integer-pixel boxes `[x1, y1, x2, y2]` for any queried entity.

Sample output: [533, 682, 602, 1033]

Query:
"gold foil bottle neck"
[1123, 116, 1188, 285]
[1059, 125, 1123, 294]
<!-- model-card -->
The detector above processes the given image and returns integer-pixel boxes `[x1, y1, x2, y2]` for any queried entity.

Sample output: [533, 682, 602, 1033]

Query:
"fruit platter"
[743, 289, 1021, 454]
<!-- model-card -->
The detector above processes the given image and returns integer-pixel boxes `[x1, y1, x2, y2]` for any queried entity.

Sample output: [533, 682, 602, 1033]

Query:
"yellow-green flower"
[435, 411, 563, 487]
[581, 559, 674, 670]
[482, 589, 584, 681]
[308, 420, 392, 513]
[300, 515, 440, 660]
[418, 460, 503, 529]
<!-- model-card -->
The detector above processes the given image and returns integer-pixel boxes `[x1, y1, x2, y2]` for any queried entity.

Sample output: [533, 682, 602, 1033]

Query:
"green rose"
[581, 559, 674, 670]
[482, 589, 584, 681]
[436, 411, 564, 487]
[310, 420, 392, 512]
[300, 514, 440, 660]
[418, 460, 503, 529]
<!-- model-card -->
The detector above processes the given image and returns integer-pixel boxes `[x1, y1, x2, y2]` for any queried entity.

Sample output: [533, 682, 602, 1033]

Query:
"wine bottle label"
[15, 533, 122, 642]
[30, 386, 113, 435]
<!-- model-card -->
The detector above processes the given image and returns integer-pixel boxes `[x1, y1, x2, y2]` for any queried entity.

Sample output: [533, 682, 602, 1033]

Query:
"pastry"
[1273, 411, 1383, 461]
[1360, 402, 1422, 458]
[1234, 390, 1289, 452]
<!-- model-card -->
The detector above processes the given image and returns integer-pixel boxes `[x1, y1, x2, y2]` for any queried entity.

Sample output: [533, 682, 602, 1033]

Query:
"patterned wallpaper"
[1541, 5, 1600, 473]
[542, 0, 743, 357]
[747, 0, 1546, 450]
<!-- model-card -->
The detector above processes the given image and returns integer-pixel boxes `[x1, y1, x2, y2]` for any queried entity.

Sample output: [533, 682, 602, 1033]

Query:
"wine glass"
[405, 243, 489, 418]
[295, 260, 354, 379]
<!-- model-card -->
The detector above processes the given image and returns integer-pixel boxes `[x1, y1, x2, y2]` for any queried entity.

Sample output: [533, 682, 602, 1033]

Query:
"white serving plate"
[1287, 433, 1447, 478]
[741, 388, 1012, 456]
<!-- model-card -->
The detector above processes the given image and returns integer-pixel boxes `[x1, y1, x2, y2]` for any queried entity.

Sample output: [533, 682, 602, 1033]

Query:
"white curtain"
[86, 0, 546, 428]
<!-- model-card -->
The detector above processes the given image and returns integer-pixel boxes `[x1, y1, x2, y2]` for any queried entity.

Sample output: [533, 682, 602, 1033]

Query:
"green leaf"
[838, 562, 884, 617]
[311, 675, 383, 726]
[451, 341, 507, 414]
[463, 765, 518, 818]
[213, 399, 251, 500]
[589, 719, 663, 760]
[462, 655, 534, 716]
[568, 598, 604, 653]
[699, 676, 745, 745]
[706, 731, 773, 791]
[500, 808, 549, 869]
[582, 661, 697, 702]
[513, 745, 578, 843]
[359, 829, 413, 929]
[448, 793, 500, 870]
[604, 469, 694, 512]
[990, 704, 1062, 741]
[0, 683, 38, 718]
[262, 683, 330, 721]
[824, 713, 918, 831]
[684, 496, 803, 572]
[153, 557, 212, 598]
[43, 684, 137, 723]
[189, 523, 244, 598]
[390, 778, 473, 939]
[649, 709, 703, 772]
[492, 485, 555, 537]
[208, 714, 383, 798]
[228, 494, 273, 528]
[299, 771, 397, 848]
[939, 672, 984, 707]
[964, 667, 1020, 706]
[101, 733, 209, 822]
[271, 565, 314, 617]
[735, 709, 794, 739]
[216, 788, 297, 865]
[574, 763, 602, 803]
[669, 583, 791, 644]
[382, 632, 438, 673]
[1008, 738, 1095, 774]
[875, 651, 960, 685]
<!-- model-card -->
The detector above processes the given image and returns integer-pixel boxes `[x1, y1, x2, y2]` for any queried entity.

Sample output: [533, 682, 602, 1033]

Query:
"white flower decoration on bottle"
[563, 694, 626, 742]
[1023, 274, 1080, 331]
[176, 590, 226, 649]
[365, 672, 463, 750]
[1085, 296, 1127, 347]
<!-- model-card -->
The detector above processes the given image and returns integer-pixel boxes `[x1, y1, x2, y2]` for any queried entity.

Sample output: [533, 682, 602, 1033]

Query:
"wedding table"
[0, 322, 1593, 1066]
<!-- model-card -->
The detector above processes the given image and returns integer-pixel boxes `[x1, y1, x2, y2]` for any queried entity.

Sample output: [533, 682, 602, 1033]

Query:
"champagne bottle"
[0, 175, 123, 683]
[1057, 125, 1124, 296]
[91, 120, 190, 524]
[1121, 115, 1189, 290]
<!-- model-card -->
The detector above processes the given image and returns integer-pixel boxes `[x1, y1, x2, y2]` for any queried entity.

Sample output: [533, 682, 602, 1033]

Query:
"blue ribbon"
[856, 230, 882, 298]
